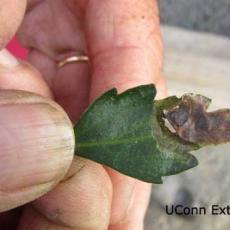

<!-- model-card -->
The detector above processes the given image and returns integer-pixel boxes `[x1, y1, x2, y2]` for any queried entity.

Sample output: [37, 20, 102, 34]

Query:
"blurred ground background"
[160, 0, 230, 36]
[145, 1, 230, 230]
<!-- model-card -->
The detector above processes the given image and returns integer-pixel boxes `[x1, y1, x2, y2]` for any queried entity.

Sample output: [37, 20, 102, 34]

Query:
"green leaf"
[74, 84, 201, 183]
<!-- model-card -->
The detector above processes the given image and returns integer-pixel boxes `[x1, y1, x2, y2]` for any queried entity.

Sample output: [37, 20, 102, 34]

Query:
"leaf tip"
[186, 154, 199, 170]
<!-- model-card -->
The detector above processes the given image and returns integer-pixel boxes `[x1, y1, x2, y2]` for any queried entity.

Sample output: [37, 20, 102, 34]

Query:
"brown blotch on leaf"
[164, 94, 230, 145]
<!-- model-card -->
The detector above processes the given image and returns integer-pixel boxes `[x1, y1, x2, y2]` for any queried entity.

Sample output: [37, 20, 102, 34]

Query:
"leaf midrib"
[76, 135, 152, 148]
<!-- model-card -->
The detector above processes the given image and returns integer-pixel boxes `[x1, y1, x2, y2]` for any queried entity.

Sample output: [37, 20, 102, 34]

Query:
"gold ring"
[58, 55, 89, 68]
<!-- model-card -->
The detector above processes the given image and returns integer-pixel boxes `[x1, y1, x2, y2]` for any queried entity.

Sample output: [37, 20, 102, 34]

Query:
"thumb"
[0, 50, 74, 212]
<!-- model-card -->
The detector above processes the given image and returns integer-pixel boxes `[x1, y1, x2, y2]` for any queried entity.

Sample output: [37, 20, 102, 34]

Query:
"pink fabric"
[6, 38, 28, 59]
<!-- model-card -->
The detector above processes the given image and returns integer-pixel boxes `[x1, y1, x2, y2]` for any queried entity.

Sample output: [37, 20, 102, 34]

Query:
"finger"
[85, 0, 165, 224]
[17, 0, 90, 122]
[109, 182, 152, 230]
[0, 90, 74, 212]
[19, 157, 112, 230]
[0, 50, 74, 212]
[0, 49, 51, 98]
[0, 0, 26, 49]
[17, 3, 113, 229]
[87, 0, 164, 98]
[23, 42, 90, 123]
[55, 63, 90, 122]
[27, 48, 90, 123]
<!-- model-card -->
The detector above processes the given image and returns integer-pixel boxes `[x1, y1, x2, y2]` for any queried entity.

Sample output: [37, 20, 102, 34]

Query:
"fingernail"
[0, 91, 74, 210]
[0, 49, 19, 69]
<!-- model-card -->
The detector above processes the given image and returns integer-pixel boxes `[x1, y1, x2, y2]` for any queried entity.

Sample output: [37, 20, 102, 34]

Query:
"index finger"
[86, 0, 165, 99]
[85, 0, 166, 227]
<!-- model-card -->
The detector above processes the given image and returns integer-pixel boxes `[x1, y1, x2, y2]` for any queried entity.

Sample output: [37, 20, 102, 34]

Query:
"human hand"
[0, 0, 167, 229]
[0, 1, 74, 229]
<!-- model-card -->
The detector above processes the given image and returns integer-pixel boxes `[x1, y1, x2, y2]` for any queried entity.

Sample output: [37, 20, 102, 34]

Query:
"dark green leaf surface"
[74, 85, 200, 183]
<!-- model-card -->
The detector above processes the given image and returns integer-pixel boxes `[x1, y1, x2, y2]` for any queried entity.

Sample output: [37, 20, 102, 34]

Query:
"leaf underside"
[74, 85, 203, 183]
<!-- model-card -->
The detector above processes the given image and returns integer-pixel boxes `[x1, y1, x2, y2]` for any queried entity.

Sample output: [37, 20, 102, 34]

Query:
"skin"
[0, 0, 27, 48]
[0, 0, 167, 229]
